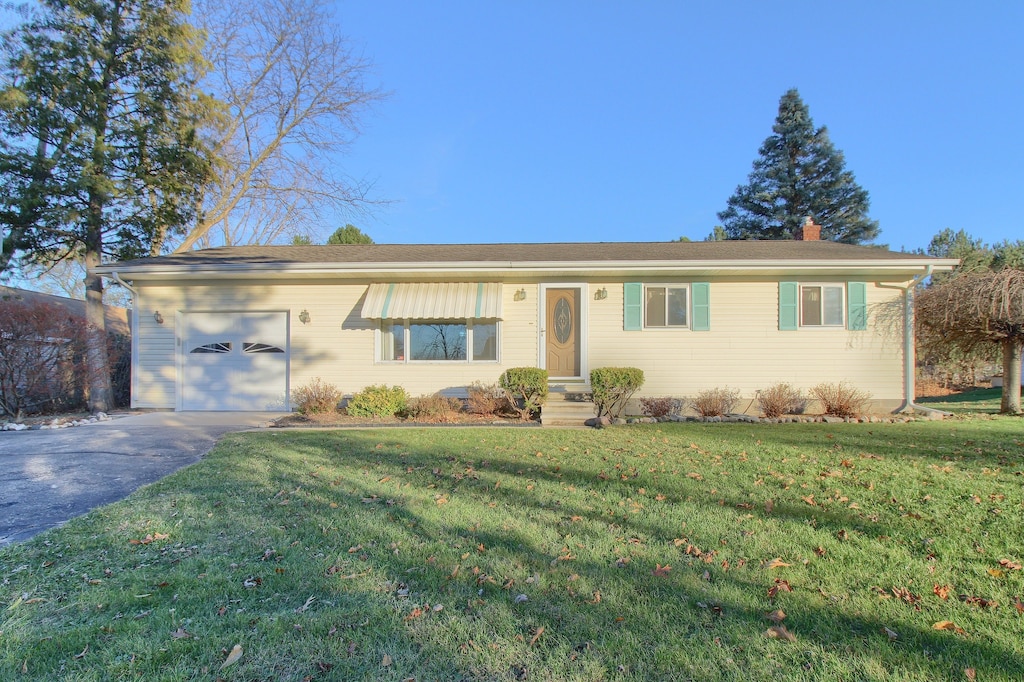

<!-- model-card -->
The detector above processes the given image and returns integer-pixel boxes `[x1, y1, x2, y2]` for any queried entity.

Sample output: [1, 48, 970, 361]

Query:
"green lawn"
[2, 419, 1023, 681]
[918, 388, 1004, 414]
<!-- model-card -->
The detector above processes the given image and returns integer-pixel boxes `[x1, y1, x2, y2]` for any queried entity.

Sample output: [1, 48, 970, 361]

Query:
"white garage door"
[181, 312, 289, 411]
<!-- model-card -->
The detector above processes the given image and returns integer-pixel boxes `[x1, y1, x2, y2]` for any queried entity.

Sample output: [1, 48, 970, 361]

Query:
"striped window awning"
[361, 283, 503, 320]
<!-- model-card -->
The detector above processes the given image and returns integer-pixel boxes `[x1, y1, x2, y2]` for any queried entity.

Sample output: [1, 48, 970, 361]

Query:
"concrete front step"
[541, 400, 597, 426]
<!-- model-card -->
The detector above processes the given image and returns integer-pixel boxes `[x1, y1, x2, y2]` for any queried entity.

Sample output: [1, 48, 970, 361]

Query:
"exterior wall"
[586, 279, 905, 412]
[131, 276, 907, 412]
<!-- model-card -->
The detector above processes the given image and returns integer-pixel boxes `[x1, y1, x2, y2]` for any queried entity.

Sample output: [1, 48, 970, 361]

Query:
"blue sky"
[334, 1, 1023, 253]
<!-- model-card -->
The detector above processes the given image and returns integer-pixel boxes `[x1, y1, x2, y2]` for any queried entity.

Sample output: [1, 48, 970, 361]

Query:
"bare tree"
[170, 0, 384, 252]
[916, 269, 1024, 414]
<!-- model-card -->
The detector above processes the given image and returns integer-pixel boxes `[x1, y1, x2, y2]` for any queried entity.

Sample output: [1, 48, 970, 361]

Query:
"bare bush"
[0, 299, 90, 417]
[466, 381, 508, 416]
[406, 393, 464, 423]
[757, 383, 805, 418]
[291, 378, 342, 415]
[639, 396, 682, 419]
[810, 382, 871, 417]
[689, 387, 741, 418]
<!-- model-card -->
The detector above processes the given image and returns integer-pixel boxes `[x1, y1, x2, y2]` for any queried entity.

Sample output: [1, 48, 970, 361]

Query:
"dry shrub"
[689, 387, 740, 418]
[291, 377, 342, 415]
[407, 393, 465, 423]
[466, 381, 508, 416]
[810, 381, 871, 417]
[757, 383, 805, 418]
[639, 396, 681, 419]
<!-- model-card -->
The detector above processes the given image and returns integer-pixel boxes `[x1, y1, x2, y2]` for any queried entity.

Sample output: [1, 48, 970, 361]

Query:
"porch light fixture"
[299, 309, 311, 324]
[594, 287, 608, 301]
[153, 311, 164, 324]
[514, 288, 527, 302]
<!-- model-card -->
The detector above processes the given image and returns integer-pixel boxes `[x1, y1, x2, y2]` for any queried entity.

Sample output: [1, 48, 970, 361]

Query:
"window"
[644, 285, 688, 328]
[800, 284, 844, 327]
[381, 320, 498, 362]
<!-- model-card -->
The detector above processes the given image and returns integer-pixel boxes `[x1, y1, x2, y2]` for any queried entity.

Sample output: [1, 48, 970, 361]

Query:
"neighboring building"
[93, 235, 957, 414]
[0, 286, 131, 337]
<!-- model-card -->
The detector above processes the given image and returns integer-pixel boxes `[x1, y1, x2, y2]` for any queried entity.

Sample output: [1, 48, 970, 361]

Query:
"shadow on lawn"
[250, 429, 1024, 680]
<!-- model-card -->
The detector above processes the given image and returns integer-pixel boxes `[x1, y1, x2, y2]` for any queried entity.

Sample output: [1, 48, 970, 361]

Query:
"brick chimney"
[796, 216, 821, 241]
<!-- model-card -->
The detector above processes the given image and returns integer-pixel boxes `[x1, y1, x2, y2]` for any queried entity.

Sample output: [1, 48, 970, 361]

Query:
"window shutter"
[623, 282, 642, 331]
[691, 282, 710, 331]
[779, 282, 798, 331]
[847, 281, 867, 330]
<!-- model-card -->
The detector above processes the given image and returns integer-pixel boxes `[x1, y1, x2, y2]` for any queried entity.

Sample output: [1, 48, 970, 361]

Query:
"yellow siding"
[133, 278, 907, 411]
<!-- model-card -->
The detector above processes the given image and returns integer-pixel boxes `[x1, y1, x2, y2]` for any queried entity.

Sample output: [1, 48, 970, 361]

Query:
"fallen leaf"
[814, 546, 826, 557]
[381, 654, 393, 667]
[767, 579, 793, 600]
[883, 626, 899, 641]
[74, 645, 89, 659]
[171, 627, 191, 639]
[934, 584, 952, 600]
[403, 607, 424, 621]
[988, 568, 1005, 578]
[1014, 598, 1024, 614]
[1000, 559, 1023, 570]
[221, 644, 243, 669]
[767, 558, 792, 569]
[965, 668, 976, 680]
[801, 495, 816, 506]
[652, 563, 672, 577]
[765, 609, 786, 623]
[529, 626, 545, 647]
[764, 499, 774, 514]
[933, 620, 966, 635]
[765, 625, 796, 642]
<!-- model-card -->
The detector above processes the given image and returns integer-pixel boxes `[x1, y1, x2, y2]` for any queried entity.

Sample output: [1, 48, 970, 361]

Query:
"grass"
[918, 387, 1005, 414]
[2, 418, 1023, 681]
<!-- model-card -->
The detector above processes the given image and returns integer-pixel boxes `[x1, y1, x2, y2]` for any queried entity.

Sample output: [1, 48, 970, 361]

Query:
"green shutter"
[691, 282, 710, 331]
[624, 282, 642, 331]
[779, 281, 798, 331]
[847, 281, 867, 330]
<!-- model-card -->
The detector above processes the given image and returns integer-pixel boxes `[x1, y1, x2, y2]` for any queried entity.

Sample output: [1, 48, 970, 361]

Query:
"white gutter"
[877, 265, 949, 417]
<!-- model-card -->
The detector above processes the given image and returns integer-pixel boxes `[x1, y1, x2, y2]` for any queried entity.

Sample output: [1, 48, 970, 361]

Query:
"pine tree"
[718, 89, 879, 244]
[0, 0, 211, 410]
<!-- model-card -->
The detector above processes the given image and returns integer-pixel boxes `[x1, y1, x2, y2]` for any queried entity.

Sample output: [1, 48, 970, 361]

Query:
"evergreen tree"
[718, 89, 879, 244]
[327, 224, 374, 244]
[0, 0, 211, 410]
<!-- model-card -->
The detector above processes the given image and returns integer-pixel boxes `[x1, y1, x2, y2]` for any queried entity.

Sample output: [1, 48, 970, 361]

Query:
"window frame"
[642, 284, 690, 329]
[799, 283, 846, 328]
[378, 318, 500, 364]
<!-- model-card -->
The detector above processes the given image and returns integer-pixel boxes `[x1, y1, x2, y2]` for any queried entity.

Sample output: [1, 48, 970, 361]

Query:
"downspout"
[877, 265, 949, 417]
[109, 272, 139, 409]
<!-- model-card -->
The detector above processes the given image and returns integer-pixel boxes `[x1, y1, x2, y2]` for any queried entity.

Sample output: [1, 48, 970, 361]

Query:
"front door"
[545, 288, 580, 378]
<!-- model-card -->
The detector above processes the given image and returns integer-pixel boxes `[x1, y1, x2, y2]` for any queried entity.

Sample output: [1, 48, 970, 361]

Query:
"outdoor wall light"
[594, 287, 608, 301]
[514, 288, 527, 302]
[298, 309, 311, 324]
[153, 311, 164, 324]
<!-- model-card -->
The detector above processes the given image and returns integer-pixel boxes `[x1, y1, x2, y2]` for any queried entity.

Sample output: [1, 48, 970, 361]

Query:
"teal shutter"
[624, 282, 642, 331]
[691, 282, 710, 331]
[779, 282, 798, 331]
[847, 281, 867, 331]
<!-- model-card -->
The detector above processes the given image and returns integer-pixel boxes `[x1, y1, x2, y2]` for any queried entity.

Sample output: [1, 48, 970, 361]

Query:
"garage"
[180, 312, 289, 411]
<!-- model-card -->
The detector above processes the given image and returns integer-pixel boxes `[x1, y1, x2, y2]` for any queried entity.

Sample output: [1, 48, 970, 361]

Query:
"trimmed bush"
[346, 384, 408, 418]
[466, 381, 508, 416]
[639, 396, 682, 419]
[757, 382, 805, 418]
[407, 393, 464, 423]
[590, 367, 645, 419]
[690, 387, 740, 418]
[292, 377, 342, 415]
[499, 367, 548, 421]
[810, 382, 871, 417]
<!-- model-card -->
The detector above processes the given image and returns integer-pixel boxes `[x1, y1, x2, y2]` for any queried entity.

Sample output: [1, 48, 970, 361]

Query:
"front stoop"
[541, 385, 596, 426]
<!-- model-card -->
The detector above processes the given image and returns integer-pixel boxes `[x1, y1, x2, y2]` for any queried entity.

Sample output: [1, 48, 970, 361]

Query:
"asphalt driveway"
[0, 412, 278, 546]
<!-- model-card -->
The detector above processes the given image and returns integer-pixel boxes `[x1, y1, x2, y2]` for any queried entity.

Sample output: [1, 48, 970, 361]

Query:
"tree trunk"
[83, 249, 113, 413]
[1001, 338, 1023, 414]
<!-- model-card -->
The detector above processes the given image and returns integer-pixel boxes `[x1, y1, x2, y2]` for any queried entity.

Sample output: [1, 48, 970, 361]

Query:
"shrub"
[346, 384, 408, 418]
[757, 382, 805, 418]
[690, 387, 741, 418]
[810, 382, 872, 417]
[499, 367, 548, 421]
[639, 396, 682, 419]
[590, 367, 645, 419]
[407, 393, 464, 423]
[291, 377, 342, 415]
[466, 381, 507, 416]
